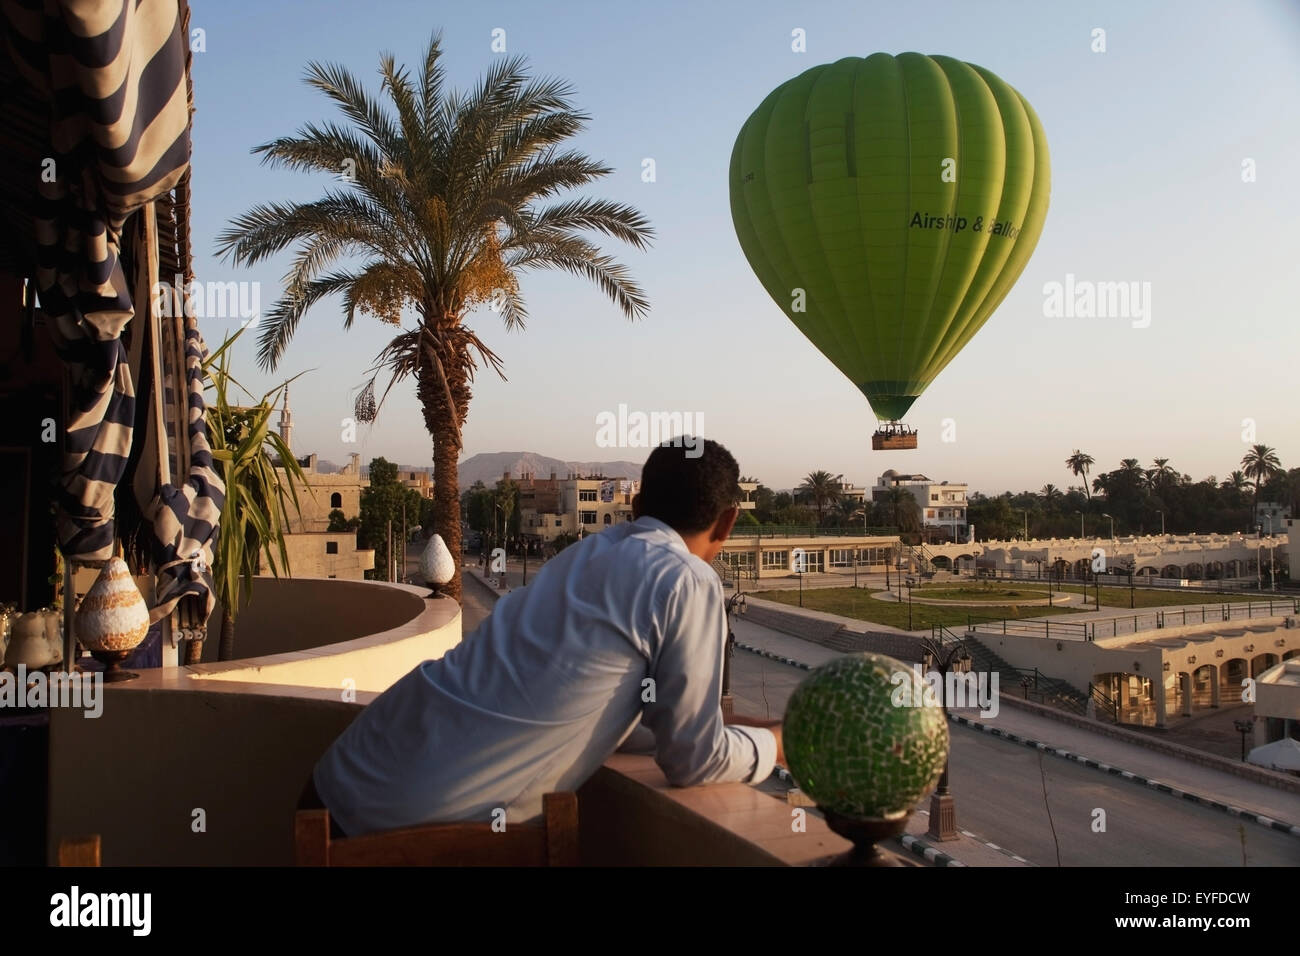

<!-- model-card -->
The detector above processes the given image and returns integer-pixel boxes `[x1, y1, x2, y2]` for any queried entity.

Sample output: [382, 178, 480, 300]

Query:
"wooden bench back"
[295, 792, 578, 866]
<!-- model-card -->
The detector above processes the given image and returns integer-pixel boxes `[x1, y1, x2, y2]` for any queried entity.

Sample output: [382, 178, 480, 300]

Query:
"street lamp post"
[1233, 718, 1254, 762]
[1157, 510, 1165, 536]
[921, 635, 973, 842]
[1075, 510, 1084, 539]
[1102, 512, 1114, 540]
[1022, 509, 1028, 541]
[721, 590, 746, 721]
[905, 577, 915, 630]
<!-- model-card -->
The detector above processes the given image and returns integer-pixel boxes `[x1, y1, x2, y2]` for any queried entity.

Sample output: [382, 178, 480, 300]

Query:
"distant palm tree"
[1040, 483, 1062, 510]
[1147, 457, 1174, 491]
[837, 496, 865, 528]
[797, 470, 843, 526]
[216, 34, 653, 600]
[883, 486, 921, 534]
[1066, 450, 1094, 500]
[1241, 444, 1282, 518]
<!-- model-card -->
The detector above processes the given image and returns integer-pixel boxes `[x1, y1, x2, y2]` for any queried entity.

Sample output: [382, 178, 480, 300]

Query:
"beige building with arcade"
[256, 393, 374, 579]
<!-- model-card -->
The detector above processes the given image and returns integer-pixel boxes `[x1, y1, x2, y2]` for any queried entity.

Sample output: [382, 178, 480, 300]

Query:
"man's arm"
[639, 572, 777, 787]
[726, 714, 785, 767]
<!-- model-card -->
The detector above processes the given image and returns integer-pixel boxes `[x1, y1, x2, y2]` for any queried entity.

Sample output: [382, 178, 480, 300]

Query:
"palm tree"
[837, 496, 865, 529]
[796, 470, 843, 526]
[1224, 470, 1249, 493]
[1147, 457, 1174, 491]
[1040, 483, 1062, 511]
[1066, 450, 1094, 500]
[1241, 444, 1282, 519]
[204, 333, 307, 662]
[882, 486, 921, 535]
[216, 35, 653, 600]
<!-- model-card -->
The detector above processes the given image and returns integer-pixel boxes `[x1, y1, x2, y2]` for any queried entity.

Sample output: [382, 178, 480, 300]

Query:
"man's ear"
[712, 506, 739, 542]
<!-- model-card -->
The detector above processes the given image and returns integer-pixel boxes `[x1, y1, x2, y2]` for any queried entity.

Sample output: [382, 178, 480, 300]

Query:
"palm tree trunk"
[416, 325, 470, 602]
[218, 609, 235, 661]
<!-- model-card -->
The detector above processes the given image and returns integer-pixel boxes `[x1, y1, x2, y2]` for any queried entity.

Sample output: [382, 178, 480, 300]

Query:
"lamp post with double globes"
[920, 634, 973, 841]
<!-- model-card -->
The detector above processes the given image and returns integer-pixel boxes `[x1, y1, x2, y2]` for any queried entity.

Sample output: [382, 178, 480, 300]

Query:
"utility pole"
[401, 503, 407, 583]
[387, 519, 393, 582]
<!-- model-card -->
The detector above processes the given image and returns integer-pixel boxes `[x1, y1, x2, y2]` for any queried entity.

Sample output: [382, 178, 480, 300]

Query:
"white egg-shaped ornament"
[76, 557, 149, 681]
[420, 534, 455, 596]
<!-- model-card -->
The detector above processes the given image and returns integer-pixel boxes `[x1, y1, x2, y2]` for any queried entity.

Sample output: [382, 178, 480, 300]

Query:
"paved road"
[728, 649, 1299, 867]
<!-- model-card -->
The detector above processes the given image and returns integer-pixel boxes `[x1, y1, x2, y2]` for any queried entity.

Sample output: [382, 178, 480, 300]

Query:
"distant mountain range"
[458, 451, 643, 487]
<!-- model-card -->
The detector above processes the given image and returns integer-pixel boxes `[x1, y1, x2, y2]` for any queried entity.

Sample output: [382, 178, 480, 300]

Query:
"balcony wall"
[195, 575, 435, 664]
[47, 576, 462, 864]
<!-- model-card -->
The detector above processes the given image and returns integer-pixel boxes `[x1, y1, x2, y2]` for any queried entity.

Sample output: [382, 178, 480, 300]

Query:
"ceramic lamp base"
[820, 809, 910, 866]
[89, 648, 139, 683]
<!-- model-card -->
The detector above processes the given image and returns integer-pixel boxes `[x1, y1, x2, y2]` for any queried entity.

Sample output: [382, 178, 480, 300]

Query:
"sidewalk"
[733, 623, 1300, 828]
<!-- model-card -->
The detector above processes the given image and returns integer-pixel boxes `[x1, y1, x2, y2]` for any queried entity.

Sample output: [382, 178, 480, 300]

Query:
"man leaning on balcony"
[305, 437, 782, 837]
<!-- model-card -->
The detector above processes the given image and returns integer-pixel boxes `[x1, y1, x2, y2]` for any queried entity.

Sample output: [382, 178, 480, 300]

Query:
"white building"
[1254, 658, 1300, 750]
[1256, 502, 1289, 536]
[873, 470, 968, 541]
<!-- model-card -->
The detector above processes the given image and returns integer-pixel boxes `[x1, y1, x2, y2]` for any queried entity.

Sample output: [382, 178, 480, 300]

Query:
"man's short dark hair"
[637, 437, 740, 533]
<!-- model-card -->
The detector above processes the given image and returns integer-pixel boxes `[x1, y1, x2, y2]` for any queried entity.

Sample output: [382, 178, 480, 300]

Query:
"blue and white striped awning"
[2, 0, 223, 627]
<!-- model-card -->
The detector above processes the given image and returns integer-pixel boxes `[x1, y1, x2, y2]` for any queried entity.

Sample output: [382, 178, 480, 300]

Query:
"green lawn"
[758, 587, 1081, 630]
[919, 582, 1259, 610]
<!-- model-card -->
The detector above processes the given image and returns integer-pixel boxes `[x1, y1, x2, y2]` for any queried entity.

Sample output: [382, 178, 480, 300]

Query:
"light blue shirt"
[313, 515, 777, 835]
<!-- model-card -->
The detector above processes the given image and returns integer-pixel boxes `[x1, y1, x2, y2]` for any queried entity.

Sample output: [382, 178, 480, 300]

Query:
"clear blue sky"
[188, 0, 1300, 493]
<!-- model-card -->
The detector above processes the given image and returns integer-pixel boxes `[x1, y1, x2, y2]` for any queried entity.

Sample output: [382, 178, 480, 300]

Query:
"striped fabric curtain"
[3, 0, 222, 624]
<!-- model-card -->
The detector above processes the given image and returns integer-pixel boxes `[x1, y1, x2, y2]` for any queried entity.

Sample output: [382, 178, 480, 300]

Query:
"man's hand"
[727, 712, 785, 767]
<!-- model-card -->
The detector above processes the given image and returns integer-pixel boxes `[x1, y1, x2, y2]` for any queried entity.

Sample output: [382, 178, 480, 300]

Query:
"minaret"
[278, 386, 292, 453]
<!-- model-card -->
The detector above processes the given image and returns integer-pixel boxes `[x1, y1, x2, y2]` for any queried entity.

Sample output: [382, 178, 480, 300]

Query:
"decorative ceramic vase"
[4, 612, 53, 669]
[76, 557, 149, 681]
[419, 535, 455, 596]
[41, 607, 63, 665]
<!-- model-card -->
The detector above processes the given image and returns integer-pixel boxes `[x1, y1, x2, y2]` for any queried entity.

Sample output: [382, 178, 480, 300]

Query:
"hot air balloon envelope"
[729, 53, 1051, 441]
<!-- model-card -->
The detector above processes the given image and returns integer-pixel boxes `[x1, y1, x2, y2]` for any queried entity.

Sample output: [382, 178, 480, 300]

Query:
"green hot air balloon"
[729, 53, 1050, 449]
